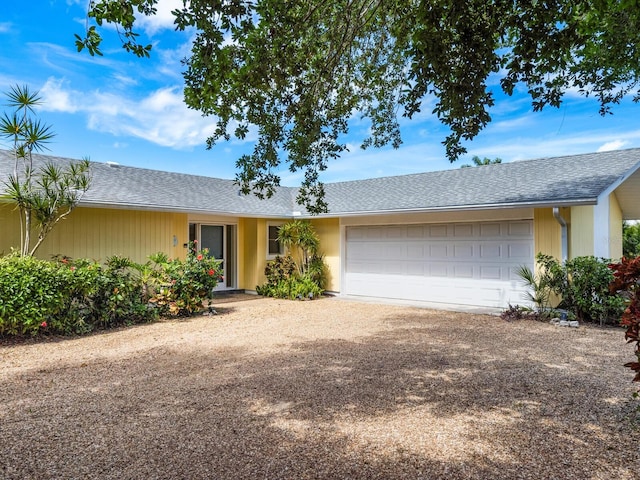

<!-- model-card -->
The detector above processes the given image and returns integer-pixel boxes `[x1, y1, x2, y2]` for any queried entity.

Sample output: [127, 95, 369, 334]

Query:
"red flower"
[41, 321, 47, 328]
[70, 266, 76, 272]
[208, 269, 215, 276]
[197, 254, 203, 261]
[61, 258, 68, 264]
[193, 239, 198, 244]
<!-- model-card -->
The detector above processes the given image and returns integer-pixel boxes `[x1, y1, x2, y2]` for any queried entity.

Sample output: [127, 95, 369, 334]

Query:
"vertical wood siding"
[533, 208, 562, 261]
[569, 206, 594, 257]
[0, 204, 21, 256]
[1, 205, 188, 264]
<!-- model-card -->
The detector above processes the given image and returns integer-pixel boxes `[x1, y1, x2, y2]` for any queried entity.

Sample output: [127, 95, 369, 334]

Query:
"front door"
[190, 223, 236, 290]
[201, 225, 225, 289]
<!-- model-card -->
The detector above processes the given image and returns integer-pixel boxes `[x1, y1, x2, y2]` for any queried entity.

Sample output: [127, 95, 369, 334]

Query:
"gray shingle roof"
[321, 149, 640, 214]
[0, 150, 294, 217]
[1, 148, 639, 217]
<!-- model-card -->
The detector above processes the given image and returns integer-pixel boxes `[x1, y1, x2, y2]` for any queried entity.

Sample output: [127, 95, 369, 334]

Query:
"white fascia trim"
[302, 199, 598, 219]
[593, 198, 610, 258]
[597, 160, 640, 199]
[590, 162, 640, 258]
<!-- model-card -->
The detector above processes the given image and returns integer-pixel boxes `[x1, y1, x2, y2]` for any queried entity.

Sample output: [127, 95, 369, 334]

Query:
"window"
[268, 224, 284, 257]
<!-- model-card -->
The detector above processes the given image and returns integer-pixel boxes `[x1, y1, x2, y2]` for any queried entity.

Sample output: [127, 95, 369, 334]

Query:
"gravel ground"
[1, 295, 639, 479]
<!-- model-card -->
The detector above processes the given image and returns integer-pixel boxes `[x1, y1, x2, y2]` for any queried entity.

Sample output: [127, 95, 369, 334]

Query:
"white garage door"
[344, 220, 533, 309]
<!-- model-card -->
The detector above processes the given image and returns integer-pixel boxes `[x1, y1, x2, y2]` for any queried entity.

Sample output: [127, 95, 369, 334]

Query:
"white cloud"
[0, 22, 11, 33]
[39, 78, 79, 113]
[112, 74, 138, 87]
[38, 77, 217, 149]
[489, 114, 533, 132]
[597, 140, 628, 152]
[88, 87, 216, 147]
[136, 0, 184, 36]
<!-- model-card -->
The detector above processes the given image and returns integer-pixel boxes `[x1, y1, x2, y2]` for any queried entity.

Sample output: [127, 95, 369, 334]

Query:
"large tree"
[78, 0, 640, 213]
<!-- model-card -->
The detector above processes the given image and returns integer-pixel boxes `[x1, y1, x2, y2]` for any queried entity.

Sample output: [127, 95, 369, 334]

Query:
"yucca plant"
[0, 85, 91, 256]
[516, 264, 553, 316]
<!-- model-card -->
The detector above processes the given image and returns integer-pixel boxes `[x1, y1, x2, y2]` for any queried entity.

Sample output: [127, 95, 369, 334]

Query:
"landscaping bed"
[1, 296, 638, 479]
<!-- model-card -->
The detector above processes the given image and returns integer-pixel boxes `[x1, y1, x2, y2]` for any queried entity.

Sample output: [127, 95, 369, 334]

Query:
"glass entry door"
[201, 225, 225, 289]
[190, 223, 236, 290]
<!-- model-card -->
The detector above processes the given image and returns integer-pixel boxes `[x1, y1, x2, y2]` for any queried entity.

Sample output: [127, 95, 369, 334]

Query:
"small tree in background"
[461, 156, 503, 168]
[0, 85, 91, 256]
[623, 221, 640, 258]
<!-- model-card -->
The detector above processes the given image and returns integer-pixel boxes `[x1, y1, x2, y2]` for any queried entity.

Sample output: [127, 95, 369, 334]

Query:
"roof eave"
[78, 200, 293, 219]
[597, 159, 640, 200]
[302, 198, 598, 218]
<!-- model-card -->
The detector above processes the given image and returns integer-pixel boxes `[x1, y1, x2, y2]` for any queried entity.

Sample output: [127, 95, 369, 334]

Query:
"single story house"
[2, 148, 640, 310]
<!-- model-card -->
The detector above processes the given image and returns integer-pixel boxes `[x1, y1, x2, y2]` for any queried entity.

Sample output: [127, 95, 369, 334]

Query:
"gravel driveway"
[1, 295, 639, 479]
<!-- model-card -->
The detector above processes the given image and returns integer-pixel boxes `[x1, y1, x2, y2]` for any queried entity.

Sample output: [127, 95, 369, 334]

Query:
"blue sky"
[2, 0, 640, 186]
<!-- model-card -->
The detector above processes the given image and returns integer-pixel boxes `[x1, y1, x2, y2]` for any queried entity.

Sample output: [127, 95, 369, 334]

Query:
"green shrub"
[256, 254, 324, 300]
[0, 254, 70, 335]
[49, 257, 101, 334]
[257, 254, 297, 292]
[257, 221, 328, 301]
[88, 255, 157, 328]
[0, 245, 223, 337]
[147, 243, 222, 316]
[0, 253, 158, 337]
[516, 254, 625, 325]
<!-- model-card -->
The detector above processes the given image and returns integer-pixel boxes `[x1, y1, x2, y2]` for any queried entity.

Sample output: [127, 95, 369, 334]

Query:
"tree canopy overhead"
[78, 0, 640, 213]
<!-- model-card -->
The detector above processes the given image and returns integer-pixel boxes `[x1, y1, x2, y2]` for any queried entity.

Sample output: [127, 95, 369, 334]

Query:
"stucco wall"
[0, 205, 188, 263]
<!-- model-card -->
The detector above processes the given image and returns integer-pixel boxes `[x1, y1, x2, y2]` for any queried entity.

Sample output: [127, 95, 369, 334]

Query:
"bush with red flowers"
[147, 242, 222, 316]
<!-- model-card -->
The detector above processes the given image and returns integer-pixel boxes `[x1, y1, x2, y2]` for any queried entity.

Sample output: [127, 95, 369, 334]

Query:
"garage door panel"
[480, 244, 501, 258]
[407, 225, 425, 237]
[429, 263, 449, 277]
[345, 220, 533, 309]
[407, 245, 425, 258]
[453, 265, 474, 278]
[344, 273, 529, 308]
[508, 221, 533, 236]
[479, 266, 502, 280]
[453, 244, 474, 258]
[480, 223, 502, 237]
[429, 225, 448, 237]
[508, 242, 532, 259]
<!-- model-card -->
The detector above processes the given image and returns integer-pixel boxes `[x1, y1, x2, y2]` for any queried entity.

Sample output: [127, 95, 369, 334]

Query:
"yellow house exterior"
[0, 203, 342, 293]
[2, 148, 639, 309]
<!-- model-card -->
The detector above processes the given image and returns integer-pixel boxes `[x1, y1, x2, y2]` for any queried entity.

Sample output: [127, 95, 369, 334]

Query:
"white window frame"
[267, 222, 285, 259]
